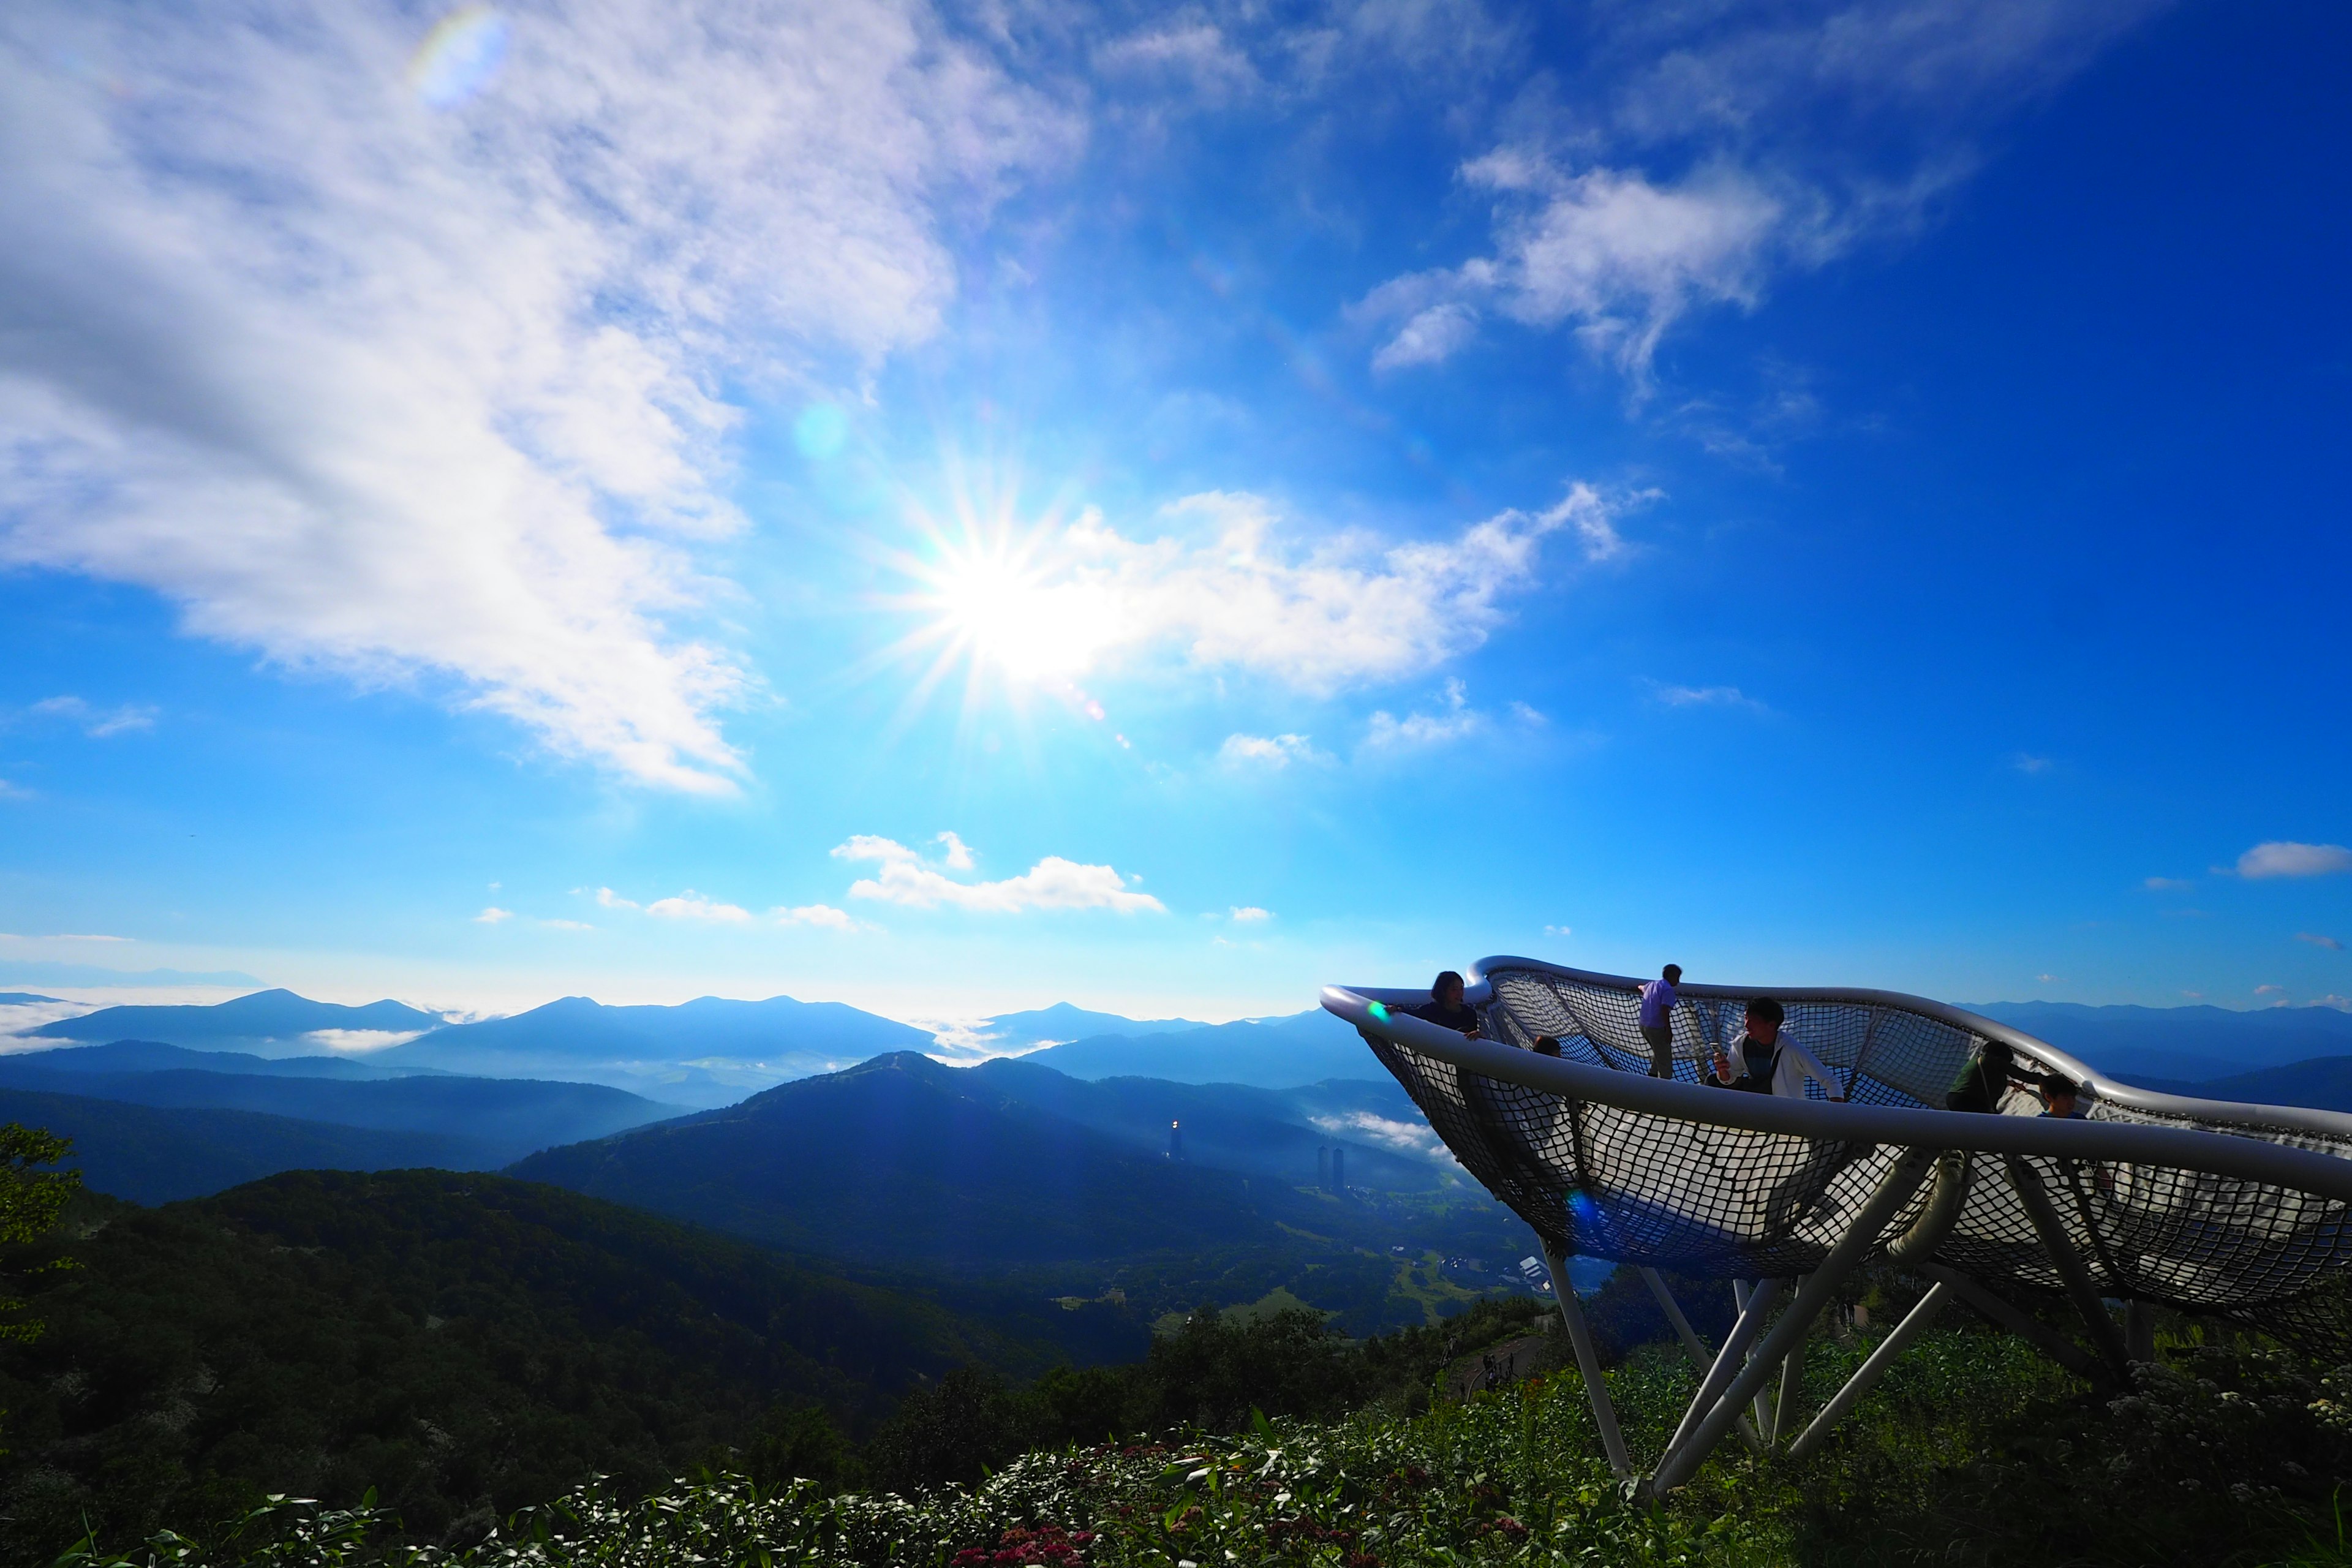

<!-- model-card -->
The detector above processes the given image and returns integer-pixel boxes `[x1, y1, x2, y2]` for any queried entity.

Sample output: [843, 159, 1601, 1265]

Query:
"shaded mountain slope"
[965, 1058, 1445, 1191]
[0, 1087, 488, 1202]
[0, 1063, 684, 1164]
[509, 1052, 1289, 1268]
[0, 1039, 424, 1079]
[0, 1170, 1039, 1557]
[2138, 1055, 2352, 1114]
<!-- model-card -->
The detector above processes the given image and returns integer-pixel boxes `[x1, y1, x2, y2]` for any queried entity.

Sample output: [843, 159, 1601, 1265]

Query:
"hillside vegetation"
[0, 1172, 1082, 1561]
[50, 1304, 2352, 1568]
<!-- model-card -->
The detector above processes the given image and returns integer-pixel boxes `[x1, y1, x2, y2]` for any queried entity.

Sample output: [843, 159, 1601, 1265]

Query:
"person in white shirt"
[1709, 997, 1846, 1101]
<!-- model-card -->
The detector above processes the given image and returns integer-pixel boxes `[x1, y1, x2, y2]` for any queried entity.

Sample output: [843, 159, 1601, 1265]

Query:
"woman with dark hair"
[1414, 970, 1482, 1036]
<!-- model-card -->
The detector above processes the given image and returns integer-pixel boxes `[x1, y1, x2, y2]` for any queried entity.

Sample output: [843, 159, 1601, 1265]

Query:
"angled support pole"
[1915, 1262, 2103, 1381]
[2002, 1155, 2130, 1382]
[1541, 1246, 1632, 1480]
[1733, 1280, 1777, 1436]
[2124, 1298, 2157, 1364]
[1637, 1267, 1765, 1454]
[1786, 1280, 1952, 1459]
[1771, 1338, 1805, 1446]
[1646, 1147, 1937, 1496]
[1664, 1276, 1784, 1458]
[1640, 1267, 1711, 1371]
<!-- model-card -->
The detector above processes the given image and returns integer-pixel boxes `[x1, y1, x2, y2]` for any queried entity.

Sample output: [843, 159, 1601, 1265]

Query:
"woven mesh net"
[1365, 964, 2352, 1346]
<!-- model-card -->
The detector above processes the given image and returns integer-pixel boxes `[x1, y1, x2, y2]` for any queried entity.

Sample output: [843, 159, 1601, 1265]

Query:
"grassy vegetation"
[48, 1297, 2352, 1568]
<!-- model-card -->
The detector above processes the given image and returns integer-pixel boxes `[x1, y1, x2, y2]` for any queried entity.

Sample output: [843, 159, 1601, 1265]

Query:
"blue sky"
[1, 0, 2347, 1024]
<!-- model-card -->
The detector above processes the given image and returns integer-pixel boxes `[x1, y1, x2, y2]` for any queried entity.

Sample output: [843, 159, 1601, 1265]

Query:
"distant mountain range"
[967, 1002, 1211, 1052]
[26, 988, 443, 1051]
[1020, 1011, 1371, 1087]
[373, 993, 938, 1104]
[1970, 1000, 2352, 1082]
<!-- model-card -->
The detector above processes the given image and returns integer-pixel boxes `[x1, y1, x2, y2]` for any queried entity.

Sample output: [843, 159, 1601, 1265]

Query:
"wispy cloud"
[1365, 677, 1482, 749]
[1646, 680, 1769, 713]
[2298, 933, 2345, 951]
[645, 892, 755, 923]
[1219, 733, 1322, 768]
[1229, 906, 1272, 923]
[1352, 0, 2168, 385]
[0, 0, 1074, 792]
[2143, 876, 2193, 892]
[472, 907, 513, 924]
[2010, 753, 2053, 775]
[774, 903, 858, 930]
[833, 835, 1164, 914]
[2234, 842, 2352, 879]
[29, 696, 157, 736]
[1544, 924, 1573, 937]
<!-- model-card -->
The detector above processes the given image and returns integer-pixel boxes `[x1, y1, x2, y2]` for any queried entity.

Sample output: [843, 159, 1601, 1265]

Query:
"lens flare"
[409, 6, 509, 108]
[794, 403, 850, 459]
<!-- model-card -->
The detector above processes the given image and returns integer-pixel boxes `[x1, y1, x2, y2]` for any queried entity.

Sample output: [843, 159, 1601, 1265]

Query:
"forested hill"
[0, 1170, 1074, 1560]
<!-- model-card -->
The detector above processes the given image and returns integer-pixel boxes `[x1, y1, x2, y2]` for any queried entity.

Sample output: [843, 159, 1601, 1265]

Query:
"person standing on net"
[1638, 963, 1683, 1077]
[1710, 997, 1845, 1101]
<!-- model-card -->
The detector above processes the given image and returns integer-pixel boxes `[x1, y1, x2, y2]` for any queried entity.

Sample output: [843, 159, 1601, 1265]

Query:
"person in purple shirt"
[1637, 963, 1683, 1078]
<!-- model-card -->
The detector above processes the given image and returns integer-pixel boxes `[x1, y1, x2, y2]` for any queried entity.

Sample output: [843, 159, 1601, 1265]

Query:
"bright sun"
[928, 541, 1118, 683]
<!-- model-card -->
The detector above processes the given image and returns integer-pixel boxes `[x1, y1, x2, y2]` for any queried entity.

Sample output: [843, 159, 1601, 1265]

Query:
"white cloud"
[2320, 996, 2352, 1013]
[1545, 924, 1573, 937]
[644, 891, 754, 923]
[540, 918, 594, 931]
[2298, 933, 2345, 951]
[0, 0, 1074, 792]
[2256, 983, 2287, 998]
[1229, 906, 1272, 923]
[2236, 842, 2352, 880]
[29, 695, 157, 736]
[595, 888, 640, 910]
[832, 835, 1164, 914]
[1509, 700, 1547, 725]
[2143, 876, 2193, 892]
[1647, 680, 1768, 713]
[996, 484, 1636, 695]
[934, 831, 976, 871]
[1365, 677, 1483, 749]
[1356, 163, 1790, 382]
[2010, 753, 2052, 775]
[774, 903, 857, 930]
[473, 906, 513, 924]
[1310, 1110, 1450, 1164]
[1219, 732, 1321, 768]
[1354, 1, 2168, 384]
[1095, 21, 1260, 105]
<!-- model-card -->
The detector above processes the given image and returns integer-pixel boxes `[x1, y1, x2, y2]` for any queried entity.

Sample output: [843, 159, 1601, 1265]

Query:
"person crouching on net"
[2035, 1075, 2088, 1119]
[1709, 997, 1845, 1101]
[1414, 970, 1482, 1037]
[1947, 1041, 2030, 1112]
[1638, 963, 1683, 1078]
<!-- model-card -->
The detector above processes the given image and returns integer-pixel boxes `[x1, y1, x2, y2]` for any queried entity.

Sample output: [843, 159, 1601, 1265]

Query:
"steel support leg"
[1637, 1267, 1765, 1453]
[1641, 1267, 1712, 1372]
[1663, 1276, 1784, 1459]
[1771, 1338, 1805, 1446]
[1733, 1280, 1777, 1436]
[1786, 1281, 1951, 1459]
[1915, 1262, 2103, 1381]
[2002, 1155, 2130, 1382]
[1646, 1148, 1936, 1496]
[1542, 1246, 1632, 1480]
[2125, 1298, 2157, 1364]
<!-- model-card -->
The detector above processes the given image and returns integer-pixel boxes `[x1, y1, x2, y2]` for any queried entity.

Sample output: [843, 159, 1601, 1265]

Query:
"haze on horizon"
[1, 0, 2346, 1024]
